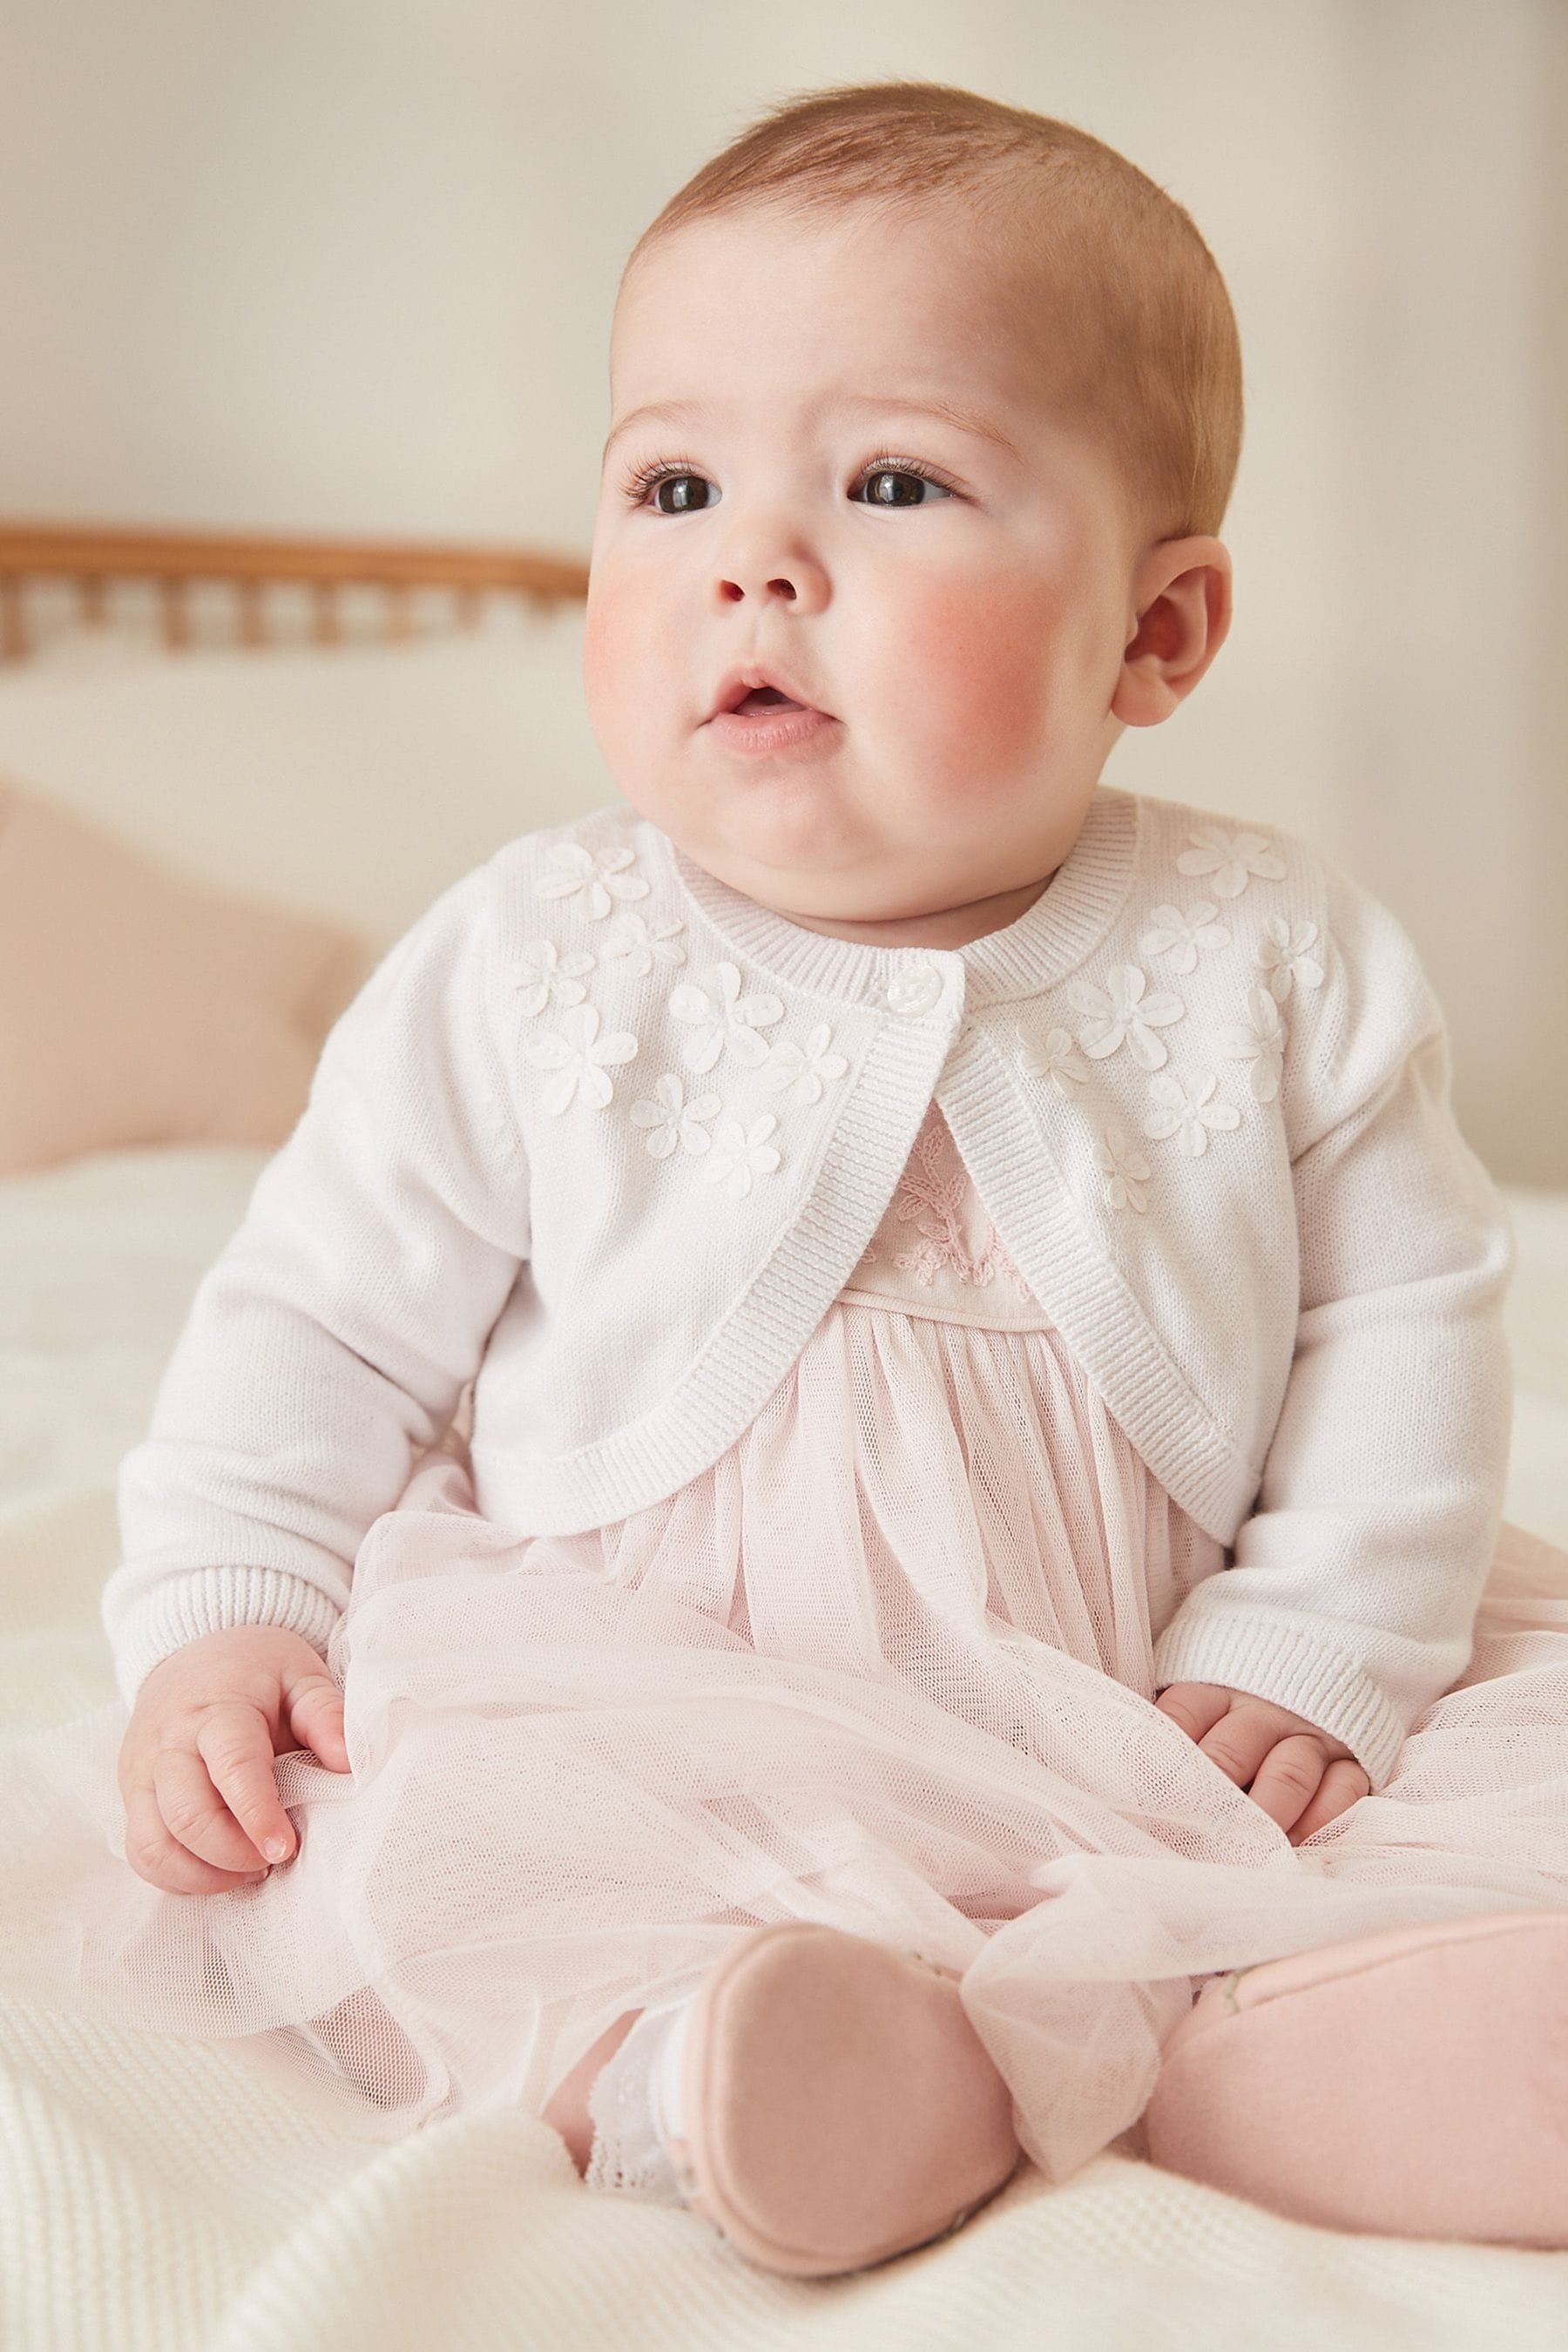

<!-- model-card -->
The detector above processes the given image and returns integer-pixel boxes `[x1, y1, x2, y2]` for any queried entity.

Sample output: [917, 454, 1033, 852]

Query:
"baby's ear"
[1112, 537, 1232, 728]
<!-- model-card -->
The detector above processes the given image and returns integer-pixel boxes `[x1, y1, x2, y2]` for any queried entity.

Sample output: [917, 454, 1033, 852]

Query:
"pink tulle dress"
[8, 1101, 1568, 2181]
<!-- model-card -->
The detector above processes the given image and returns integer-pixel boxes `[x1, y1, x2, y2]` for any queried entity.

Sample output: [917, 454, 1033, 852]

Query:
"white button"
[884, 959, 945, 1017]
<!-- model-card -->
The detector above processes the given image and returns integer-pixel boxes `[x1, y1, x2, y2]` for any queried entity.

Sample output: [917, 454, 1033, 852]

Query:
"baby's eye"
[851, 462, 955, 508]
[625, 468, 715, 516]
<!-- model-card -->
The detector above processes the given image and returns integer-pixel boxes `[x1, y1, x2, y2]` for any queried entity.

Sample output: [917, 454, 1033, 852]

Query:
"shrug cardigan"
[105, 783, 1515, 1786]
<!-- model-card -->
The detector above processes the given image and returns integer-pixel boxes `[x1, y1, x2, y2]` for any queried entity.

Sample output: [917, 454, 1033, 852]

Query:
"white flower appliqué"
[1141, 1070, 1241, 1158]
[510, 937, 598, 1017]
[1256, 915, 1325, 1004]
[1175, 827, 1288, 901]
[700, 1112, 782, 1199]
[1220, 984, 1288, 1104]
[759, 1022, 849, 1107]
[628, 1071, 721, 1159]
[1139, 902, 1232, 975]
[598, 911, 689, 977]
[1095, 1121, 1151, 1214]
[667, 962, 785, 1073]
[534, 841, 652, 921]
[1013, 1015, 1090, 1099]
[1068, 963, 1185, 1072]
[523, 1002, 639, 1114]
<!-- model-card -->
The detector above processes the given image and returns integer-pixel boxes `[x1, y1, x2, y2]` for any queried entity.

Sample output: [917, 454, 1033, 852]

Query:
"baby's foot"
[657, 1922, 1022, 2278]
[1146, 1909, 1568, 2247]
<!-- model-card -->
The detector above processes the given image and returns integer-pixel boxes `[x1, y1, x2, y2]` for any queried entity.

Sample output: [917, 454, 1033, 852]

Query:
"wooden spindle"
[159, 577, 189, 650]
[311, 580, 341, 646]
[237, 578, 266, 648]
[0, 576, 25, 663]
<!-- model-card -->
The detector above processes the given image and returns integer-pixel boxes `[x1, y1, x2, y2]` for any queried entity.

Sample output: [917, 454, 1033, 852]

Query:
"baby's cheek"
[582, 580, 632, 717]
[898, 582, 1061, 771]
[582, 574, 662, 760]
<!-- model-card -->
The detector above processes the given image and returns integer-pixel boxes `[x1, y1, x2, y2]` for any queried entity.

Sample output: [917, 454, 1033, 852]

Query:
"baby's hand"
[1152, 1682, 1370, 1844]
[117, 1624, 350, 1895]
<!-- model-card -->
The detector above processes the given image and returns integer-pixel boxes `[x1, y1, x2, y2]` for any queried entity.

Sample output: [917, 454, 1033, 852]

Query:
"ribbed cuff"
[1151, 1609, 1410, 1788]
[107, 1568, 344, 1711]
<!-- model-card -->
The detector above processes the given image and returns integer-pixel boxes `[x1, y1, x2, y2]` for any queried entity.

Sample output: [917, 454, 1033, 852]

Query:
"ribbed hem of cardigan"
[1151, 1609, 1410, 1789]
[109, 1569, 342, 1712]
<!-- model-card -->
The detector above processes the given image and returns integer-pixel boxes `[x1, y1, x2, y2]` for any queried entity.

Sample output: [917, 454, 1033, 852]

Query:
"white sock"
[584, 1991, 694, 2205]
[653, 1987, 692, 2144]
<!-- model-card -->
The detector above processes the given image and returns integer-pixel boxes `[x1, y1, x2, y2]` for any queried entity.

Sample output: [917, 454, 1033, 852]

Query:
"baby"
[98, 81, 1568, 2273]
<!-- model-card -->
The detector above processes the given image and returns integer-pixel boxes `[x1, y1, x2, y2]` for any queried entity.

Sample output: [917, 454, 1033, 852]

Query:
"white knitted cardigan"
[106, 783, 1514, 1786]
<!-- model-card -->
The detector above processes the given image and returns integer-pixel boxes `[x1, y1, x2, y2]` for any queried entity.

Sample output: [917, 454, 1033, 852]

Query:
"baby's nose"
[711, 516, 829, 612]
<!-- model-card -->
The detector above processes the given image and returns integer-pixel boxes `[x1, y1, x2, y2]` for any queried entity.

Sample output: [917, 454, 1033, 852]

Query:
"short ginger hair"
[619, 78, 1245, 551]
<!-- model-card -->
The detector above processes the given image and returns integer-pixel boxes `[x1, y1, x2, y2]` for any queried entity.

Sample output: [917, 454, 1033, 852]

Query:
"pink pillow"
[0, 778, 374, 1173]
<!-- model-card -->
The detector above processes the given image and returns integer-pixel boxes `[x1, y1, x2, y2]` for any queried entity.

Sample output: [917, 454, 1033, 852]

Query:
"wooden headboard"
[0, 519, 591, 663]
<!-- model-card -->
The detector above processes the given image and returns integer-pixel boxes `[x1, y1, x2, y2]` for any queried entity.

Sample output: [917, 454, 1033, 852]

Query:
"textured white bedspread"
[3, 1146, 1566, 2348]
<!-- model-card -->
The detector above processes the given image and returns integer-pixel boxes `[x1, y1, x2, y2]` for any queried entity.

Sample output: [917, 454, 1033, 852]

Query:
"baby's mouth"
[733, 686, 804, 714]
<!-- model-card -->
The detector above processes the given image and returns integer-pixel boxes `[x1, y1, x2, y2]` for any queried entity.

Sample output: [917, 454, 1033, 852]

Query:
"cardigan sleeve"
[1149, 865, 1515, 1789]
[102, 857, 530, 1708]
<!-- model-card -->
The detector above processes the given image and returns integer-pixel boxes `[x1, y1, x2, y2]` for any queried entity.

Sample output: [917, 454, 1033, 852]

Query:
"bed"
[2, 522, 1565, 2350]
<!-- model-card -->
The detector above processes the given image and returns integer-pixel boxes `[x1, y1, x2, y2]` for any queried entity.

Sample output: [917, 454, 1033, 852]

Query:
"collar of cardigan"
[652, 781, 1141, 1013]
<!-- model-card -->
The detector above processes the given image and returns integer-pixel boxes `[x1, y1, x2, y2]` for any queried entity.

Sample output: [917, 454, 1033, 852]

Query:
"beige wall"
[1, 0, 1563, 1177]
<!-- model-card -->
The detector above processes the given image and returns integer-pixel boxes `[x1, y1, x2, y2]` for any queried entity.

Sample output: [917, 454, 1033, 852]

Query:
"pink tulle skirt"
[7, 1298, 1568, 2181]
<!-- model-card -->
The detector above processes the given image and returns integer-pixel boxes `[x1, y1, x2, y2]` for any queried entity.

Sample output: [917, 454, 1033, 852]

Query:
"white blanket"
[3, 1146, 1567, 2348]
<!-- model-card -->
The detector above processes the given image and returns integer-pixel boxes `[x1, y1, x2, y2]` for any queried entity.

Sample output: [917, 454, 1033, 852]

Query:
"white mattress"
[3, 1143, 1567, 2347]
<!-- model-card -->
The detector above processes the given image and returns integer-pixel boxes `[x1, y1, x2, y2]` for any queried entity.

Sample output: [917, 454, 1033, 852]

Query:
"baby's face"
[585, 202, 1184, 942]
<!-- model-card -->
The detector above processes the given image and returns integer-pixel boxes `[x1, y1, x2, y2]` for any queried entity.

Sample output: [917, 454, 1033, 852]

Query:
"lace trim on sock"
[584, 1998, 690, 2205]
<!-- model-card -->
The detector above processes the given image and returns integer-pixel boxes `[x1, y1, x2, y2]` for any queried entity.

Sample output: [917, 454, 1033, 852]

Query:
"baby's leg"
[1146, 1909, 1568, 2247]
[544, 2010, 645, 2173]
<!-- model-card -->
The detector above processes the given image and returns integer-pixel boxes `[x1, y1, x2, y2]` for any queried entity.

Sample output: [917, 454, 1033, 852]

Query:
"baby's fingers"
[124, 1783, 269, 1896]
[194, 1703, 298, 1863]
[1247, 1735, 1335, 1835]
[1152, 1684, 1233, 1743]
[1288, 1757, 1371, 1845]
[285, 1665, 349, 1773]
[152, 1739, 273, 1872]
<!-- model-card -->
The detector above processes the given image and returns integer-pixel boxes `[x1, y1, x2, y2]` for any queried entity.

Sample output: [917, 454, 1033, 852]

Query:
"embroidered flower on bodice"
[534, 841, 652, 921]
[699, 1112, 782, 1198]
[1256, 915, 1325, 1003]
[759, 1021, 850, 1106]
[1141, 1069, 1241, 1158]
[597, 911, 689, 977]
[1013, 1014, 1090, 1099]
[1067, 963, 1186, 1072]
[1220, 984, 1288, 1103]
[858, 1111, 1034, 1295]
[523, 1002, 640, 1113]
[1095, 1120, 1151, 1213]
[667, 962, 786, 1073]
[1175, 827, 1288, 900]
[1139, 902, 1232, 974]
[510, 936, 598, 1016]
[628, 1071, 722, 1159]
